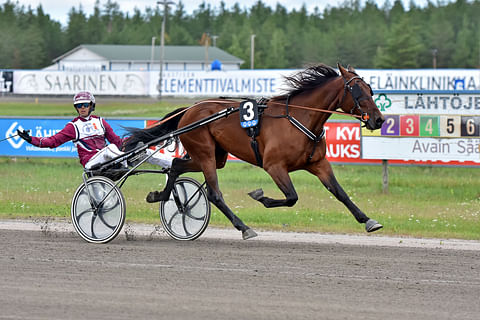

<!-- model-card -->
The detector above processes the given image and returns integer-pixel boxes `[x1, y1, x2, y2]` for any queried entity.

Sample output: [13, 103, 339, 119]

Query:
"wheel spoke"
[181, 209, 193, 237]
[97, 207, 117, 230]
[183, 188, 202, 208]
[75, 207, 94, 221]
[182, 206, 206, 221]
[90, 214, 97, 239]
[166, 208, 180, 230]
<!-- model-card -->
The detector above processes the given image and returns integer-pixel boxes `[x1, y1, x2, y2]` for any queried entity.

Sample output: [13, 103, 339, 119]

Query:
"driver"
[16, 91, 173, 170]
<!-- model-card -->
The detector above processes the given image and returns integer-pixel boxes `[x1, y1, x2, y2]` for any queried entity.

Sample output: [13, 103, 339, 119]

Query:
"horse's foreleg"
[248, 165, 298, 208]
[309, 160, 382, 233]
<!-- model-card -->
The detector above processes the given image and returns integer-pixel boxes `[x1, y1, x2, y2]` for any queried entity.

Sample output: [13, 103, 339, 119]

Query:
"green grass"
[0, 157, 479, 240]
[0, 100, 188, 118]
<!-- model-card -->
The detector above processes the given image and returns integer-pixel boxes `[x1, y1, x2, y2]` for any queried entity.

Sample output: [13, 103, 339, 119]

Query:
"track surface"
[1, 224, 479, 320]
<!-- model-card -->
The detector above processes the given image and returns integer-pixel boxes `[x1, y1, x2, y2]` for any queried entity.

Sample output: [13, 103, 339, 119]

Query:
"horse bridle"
[338, 75, 374, 123]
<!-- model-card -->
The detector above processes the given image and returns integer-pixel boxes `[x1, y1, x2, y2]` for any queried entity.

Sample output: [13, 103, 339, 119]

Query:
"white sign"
[14, 71, 150, 95]
[150, 70, 297, 97]
[362, 136, 480, 162]
[361, 69, 480, 91]
[376, 93, 480, 115]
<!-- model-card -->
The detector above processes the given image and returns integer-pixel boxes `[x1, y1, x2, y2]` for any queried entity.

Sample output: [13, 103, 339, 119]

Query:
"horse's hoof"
[248, 189, 264, 201]
[146, 191, 169, 203]
[365, 219, 383, 232]
[146, 191, 160, 203]
[242, 228, 258, 240]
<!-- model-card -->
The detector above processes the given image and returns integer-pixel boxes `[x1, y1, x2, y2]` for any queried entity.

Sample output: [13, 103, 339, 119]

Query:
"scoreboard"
[361, 91, 480, 163]
[363, 115, 480, 138]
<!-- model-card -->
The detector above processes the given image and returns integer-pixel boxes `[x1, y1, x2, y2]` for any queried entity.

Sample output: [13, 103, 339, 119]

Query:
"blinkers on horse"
[339, 75, 374, 124]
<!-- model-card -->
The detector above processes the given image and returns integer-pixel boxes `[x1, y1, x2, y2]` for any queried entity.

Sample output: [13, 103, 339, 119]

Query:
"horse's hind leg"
[207, 183, 257, 240]
[248, 165, 298, 208]
[200, 161, 257, 240]
[146, 157, 199, 203]
[308, 159, 383, 233]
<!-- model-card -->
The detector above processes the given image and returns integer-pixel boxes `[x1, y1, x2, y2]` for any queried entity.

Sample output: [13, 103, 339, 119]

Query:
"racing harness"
[235, 75, 373, 168]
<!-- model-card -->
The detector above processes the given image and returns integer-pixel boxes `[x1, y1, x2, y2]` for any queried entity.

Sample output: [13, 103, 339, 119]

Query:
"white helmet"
[73, 91, 96, 113]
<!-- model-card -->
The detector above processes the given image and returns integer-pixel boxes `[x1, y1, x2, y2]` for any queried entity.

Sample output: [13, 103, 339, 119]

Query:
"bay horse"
[125, 63, 385, 240]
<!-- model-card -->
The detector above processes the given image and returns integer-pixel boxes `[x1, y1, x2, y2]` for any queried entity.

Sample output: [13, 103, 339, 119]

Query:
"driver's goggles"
[74, 103, 91, 109]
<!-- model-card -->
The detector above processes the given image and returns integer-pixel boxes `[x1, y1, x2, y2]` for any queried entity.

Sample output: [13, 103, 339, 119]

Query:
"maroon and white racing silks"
[30, 115, 123, 167]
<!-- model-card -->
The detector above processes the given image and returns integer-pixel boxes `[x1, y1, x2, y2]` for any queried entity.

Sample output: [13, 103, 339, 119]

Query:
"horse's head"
[337, 63, 384, 130]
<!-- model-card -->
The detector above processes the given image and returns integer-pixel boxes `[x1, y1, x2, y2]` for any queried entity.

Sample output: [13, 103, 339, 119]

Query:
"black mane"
[281, 64, 339, 97]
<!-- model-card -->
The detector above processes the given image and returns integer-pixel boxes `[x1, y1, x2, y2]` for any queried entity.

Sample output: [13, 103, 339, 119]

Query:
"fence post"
[382, 159, 389, 194]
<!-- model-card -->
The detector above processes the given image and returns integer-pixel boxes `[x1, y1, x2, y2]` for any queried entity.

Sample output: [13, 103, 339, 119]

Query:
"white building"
[46, 44, 244, 72]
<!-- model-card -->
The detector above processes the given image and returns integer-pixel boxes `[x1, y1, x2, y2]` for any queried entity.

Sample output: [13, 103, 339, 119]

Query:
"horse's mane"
[275, 64, 339, 99]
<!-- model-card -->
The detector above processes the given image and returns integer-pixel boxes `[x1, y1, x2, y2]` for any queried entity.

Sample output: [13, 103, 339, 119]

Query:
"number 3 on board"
[239, 100, 259, 128]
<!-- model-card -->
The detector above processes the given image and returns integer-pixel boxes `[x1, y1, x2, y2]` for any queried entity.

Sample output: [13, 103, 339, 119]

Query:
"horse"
[124, 63, 385, 240]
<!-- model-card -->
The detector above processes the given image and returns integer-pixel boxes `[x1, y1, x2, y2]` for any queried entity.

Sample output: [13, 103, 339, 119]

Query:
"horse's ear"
[347, 65, 356, 73]
[337, 63, 348, 77]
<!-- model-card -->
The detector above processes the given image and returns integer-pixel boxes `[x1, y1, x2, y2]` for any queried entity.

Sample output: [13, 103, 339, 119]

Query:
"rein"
[148, 96, 362, 131]
[145, 99, 237, 129]
[267, 100, 362, 119]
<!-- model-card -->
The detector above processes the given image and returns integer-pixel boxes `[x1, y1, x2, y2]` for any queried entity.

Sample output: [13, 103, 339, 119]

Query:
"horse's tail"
[123, 107, 186, 151]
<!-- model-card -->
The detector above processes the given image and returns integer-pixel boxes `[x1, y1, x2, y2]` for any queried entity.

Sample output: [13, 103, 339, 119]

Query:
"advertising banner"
[360, 69, 480, 91]
[10, 68, 480, 97]
[13, 71, 150, 95]
[154, 69, 480, 97]
[324, 121, 362, 162]
[151, 69, 296, 97]
[0, 118, 145, 158]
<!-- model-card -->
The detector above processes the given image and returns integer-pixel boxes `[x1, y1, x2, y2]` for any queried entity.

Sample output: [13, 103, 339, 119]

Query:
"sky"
[8, 0, 435, 26]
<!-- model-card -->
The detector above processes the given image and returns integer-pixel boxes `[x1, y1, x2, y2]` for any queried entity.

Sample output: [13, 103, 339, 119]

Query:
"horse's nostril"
[376, 118, 385, 126]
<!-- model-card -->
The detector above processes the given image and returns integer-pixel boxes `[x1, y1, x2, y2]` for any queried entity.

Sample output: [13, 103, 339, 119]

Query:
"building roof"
[53, 44, 244, 64]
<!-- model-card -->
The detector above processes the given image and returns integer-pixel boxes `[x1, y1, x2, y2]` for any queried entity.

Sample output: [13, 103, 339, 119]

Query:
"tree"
[66, 6, 89, 49]
[451, 16, 476, 67]
[1, 0, 479, 70]
[264, 29, 288, 68]
[374, 15, 424, 68]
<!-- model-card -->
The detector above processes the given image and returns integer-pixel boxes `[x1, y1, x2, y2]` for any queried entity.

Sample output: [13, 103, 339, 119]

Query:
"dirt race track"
[0, 221, 479, 320]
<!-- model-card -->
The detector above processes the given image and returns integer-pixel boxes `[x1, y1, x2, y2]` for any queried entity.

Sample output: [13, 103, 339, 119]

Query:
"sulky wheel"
[160, 177, 211, 241]
[71, 176, 126, 244]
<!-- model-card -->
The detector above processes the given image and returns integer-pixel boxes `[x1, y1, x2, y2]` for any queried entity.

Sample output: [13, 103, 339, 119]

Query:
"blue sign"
[0, 118, 145, 158]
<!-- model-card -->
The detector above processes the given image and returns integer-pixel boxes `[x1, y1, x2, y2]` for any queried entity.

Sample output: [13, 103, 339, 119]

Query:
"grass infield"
[0, 157, 478, 240]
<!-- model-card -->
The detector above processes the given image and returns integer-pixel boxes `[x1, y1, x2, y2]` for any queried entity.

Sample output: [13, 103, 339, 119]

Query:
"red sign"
[324, 121, 361, 163]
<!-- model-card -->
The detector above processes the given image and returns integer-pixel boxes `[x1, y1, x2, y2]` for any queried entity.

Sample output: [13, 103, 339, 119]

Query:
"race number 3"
[239, 100, 259, 128]
[400, 115, 419, 136]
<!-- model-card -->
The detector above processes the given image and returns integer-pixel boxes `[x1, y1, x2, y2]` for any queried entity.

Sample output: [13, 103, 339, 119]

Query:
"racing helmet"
[73, 91, 96, 113]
